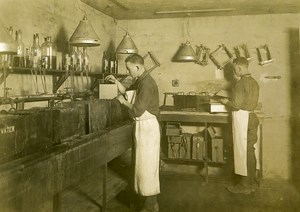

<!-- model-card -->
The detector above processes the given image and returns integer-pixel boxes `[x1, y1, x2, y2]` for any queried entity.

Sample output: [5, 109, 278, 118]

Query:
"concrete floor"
[59, 158, 300, 212]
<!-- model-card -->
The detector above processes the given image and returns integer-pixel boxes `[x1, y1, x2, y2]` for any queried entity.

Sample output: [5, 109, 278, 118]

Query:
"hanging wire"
[106, 4, 128, 33]
[76, 0, 87, 17]
[114, 19, 128, 33]
[186, 13, 193, 42]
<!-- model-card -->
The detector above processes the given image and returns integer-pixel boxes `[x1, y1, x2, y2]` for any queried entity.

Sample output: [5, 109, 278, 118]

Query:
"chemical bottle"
[31, 33, 41, 68]
[13, 30, 25, 67]
[63, 54, 71, 71]
[41, 36, 57, 69]
[24, 47, 32, 68]
[70, 46, 77, 70]
[82, 47, 89, 72]
[76, 47, 83, 71]
[102, 51, 109, 73]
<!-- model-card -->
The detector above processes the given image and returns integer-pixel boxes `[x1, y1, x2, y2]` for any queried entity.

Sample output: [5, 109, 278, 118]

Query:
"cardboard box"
[210, 102, 228, 113]
[99, 84, 118, 99]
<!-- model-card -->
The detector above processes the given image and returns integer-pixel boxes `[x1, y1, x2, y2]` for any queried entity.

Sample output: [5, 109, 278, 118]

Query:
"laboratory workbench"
[159, 106, 264, 182]
[0, 122, 132, 212]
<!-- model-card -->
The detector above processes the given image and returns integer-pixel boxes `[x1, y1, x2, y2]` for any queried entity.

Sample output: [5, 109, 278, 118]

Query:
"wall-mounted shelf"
[0, 67, 129, 93]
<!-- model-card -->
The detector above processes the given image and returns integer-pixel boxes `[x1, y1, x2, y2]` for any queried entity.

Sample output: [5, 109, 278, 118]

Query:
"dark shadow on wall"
[289, 27, 300, 192]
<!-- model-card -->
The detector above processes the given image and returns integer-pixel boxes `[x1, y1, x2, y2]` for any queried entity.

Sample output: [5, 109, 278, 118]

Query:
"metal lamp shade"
[176, 41, 197, 62]
[116, 33, 138, 54]
[0, 26, 17, 54]
[69, 16, 100, 47]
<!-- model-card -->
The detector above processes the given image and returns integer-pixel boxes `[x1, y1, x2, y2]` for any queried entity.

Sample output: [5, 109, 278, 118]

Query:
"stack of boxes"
[165, 123, 226, 163]
[166, 122, 183, 159]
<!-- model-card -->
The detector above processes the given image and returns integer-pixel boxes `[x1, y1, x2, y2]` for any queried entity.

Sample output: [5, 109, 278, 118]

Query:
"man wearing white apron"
[221, 57, 259, 194]
[106, 54, 160, 211]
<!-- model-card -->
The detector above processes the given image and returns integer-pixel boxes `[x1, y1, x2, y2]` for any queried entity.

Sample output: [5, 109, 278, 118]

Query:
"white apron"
[133, 110, 160, 196]
[232, 110, 249, 176]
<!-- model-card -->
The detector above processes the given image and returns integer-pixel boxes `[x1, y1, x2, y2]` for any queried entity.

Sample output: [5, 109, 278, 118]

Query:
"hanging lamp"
[175, 15, 197, 62]
[116, 32, 138, 54]
[69, 16, 100, 47]
[176, 41, 197, 61]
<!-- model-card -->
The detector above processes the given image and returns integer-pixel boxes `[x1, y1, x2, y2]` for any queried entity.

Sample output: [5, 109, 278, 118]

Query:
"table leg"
[102, 163, 107, 212]
[205, 122, 208, 183]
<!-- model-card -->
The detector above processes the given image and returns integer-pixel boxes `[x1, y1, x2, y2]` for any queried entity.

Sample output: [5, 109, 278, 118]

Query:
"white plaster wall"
[118, 14, 300, 179]
[0, 0, 116, 99]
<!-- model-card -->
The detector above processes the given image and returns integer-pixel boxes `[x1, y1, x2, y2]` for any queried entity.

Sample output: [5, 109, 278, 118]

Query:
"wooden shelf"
[0, 66, 129, 94]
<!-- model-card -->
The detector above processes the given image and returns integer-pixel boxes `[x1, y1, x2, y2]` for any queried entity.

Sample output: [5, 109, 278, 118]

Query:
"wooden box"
[191, 133, 205, 160]
[167, 136, 182, 159]
[99, 84, 118, 99]
[186, 94, 210, 111]
[173, 94, 186, 110]
[166, 122, 182, 136]
[208, 138, 224, 163]
[180, 133, 192, 159]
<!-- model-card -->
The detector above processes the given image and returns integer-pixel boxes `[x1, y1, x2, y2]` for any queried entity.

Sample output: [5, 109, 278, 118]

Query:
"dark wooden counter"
[0, 122, 133, 212]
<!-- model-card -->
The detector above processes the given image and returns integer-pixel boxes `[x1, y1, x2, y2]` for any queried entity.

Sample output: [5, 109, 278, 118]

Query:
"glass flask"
[41, 36, 57, 69]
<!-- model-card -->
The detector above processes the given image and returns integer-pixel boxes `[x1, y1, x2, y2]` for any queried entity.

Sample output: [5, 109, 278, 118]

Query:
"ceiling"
[81, 0, 300, 20]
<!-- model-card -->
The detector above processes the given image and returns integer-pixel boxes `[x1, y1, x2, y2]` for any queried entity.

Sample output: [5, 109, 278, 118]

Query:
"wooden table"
[159, 108, 264, 182]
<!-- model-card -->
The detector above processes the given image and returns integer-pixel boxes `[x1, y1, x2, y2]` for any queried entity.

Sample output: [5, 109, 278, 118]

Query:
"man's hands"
[220, 98, 229, 105]
[105, 75, 117, 83]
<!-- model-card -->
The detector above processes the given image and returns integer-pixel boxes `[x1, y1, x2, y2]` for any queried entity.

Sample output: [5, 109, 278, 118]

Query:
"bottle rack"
[0, 67, 128, 93]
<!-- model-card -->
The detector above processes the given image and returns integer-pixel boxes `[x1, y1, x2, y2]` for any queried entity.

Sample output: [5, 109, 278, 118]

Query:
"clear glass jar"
[41, 36, 57, 69]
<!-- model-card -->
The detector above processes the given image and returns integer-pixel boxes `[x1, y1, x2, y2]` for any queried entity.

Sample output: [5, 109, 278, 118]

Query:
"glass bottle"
[13, 30, 25, 67]
[76, 47, 83, 71]
[8, 26, 15, 40]
[24, 47, 32, 68]
[31, 33, 41, 68]
[110, 52, 117, 74]
[82, 47, 89, 72]
[41, 36, 57, 70]
[70, 46, 77, 70]
[102, 51, 109, 73]
[63, 54, 71, 71]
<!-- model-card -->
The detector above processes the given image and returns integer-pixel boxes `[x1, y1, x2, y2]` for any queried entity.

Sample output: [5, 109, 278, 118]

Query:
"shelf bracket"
[0, 67, 10, 86]
[52, 73, 70, 93]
